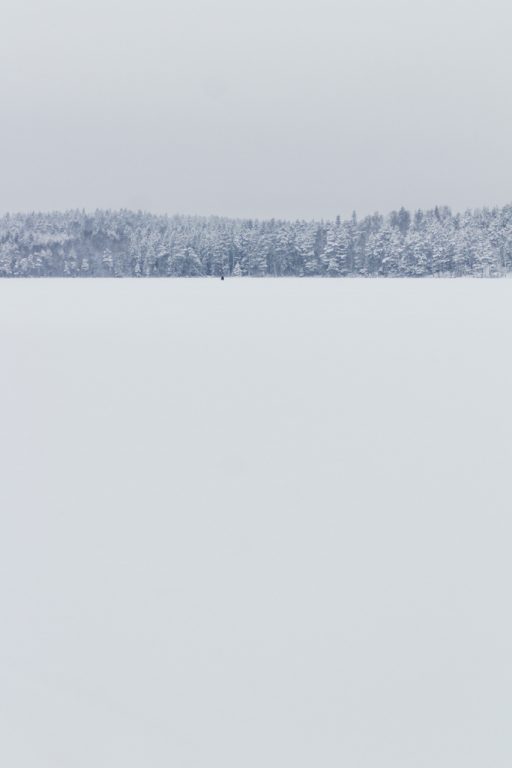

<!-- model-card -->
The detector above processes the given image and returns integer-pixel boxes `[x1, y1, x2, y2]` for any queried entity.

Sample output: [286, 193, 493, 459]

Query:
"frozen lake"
[1, 278, 511, 766]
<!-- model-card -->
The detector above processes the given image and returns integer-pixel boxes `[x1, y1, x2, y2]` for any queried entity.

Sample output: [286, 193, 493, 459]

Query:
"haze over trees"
[1, 205, 512, 277]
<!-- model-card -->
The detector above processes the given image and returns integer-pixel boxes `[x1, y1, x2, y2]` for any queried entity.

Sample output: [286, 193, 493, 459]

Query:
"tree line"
[1, 205, 512, 277]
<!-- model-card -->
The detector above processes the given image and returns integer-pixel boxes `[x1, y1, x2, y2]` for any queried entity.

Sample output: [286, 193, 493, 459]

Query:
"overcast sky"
[1, 0, 511, 219]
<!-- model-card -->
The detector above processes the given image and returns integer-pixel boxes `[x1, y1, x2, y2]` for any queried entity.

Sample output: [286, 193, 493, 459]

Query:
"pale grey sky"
[1, 0, 511, 219]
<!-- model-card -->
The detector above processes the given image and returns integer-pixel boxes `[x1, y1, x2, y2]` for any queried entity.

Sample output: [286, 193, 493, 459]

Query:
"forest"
[1, 204, 512, 277]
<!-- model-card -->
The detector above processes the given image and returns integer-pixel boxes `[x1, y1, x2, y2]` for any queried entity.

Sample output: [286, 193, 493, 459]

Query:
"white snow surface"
[1, 277, 511, 767]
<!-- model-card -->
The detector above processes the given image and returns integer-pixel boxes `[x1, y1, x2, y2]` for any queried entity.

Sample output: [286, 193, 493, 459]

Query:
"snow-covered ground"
[1, 278, 511, 767]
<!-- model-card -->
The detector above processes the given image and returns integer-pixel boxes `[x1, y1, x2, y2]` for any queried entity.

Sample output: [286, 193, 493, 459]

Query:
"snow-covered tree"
[0, 204, 510, 278]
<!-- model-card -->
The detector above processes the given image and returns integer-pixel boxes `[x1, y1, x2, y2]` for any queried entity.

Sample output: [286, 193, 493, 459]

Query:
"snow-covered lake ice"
[1, 278, 511, 766]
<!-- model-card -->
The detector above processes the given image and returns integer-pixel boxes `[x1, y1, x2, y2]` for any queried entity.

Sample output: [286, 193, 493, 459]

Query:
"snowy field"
[1, 277, 512, 767]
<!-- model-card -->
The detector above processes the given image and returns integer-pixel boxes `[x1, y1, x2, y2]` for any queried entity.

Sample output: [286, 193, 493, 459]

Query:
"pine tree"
[0, 242, 16, 276]
[300, 224, 322, 276]
[102, 248, 114, 275]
